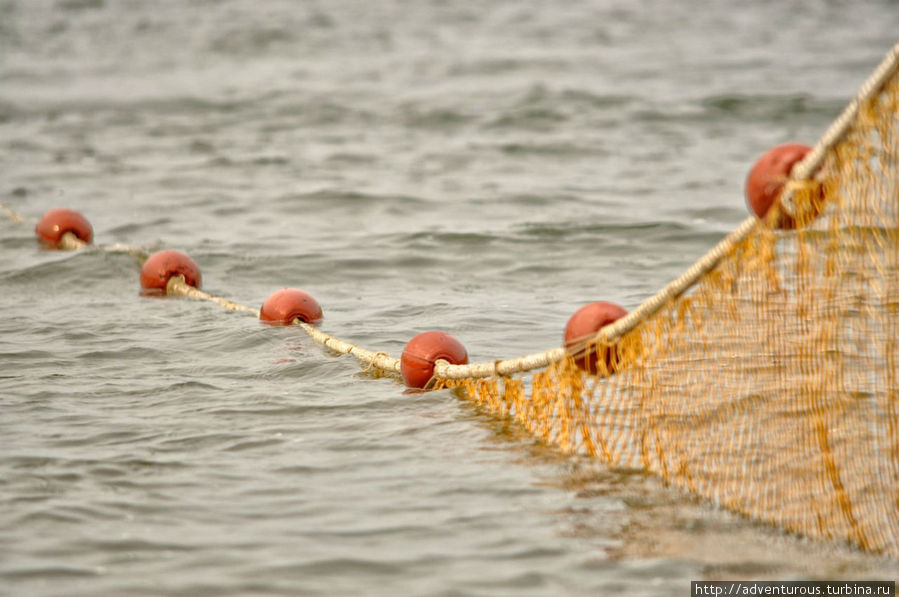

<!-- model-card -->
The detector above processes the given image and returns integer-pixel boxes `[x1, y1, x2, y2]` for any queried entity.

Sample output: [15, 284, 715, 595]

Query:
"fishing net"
[438, 51, 899, 555]
[6, 42, 897, 558]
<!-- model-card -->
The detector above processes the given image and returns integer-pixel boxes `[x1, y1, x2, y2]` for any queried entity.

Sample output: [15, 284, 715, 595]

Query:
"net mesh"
[440, 71, 899, 556]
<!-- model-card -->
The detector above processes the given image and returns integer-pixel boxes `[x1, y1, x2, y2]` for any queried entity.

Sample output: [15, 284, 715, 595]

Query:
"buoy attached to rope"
[401, 331, 468, 389]
[140, 250, 202, 293]
[260, 288, 323, 325]
[35, 208, 93, 248]
[745, 143, 812, 224]
[564, 301, 627, 374]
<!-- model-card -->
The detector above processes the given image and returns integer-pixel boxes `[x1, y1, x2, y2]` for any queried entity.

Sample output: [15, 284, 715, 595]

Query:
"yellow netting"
[440, 69, 899, 555]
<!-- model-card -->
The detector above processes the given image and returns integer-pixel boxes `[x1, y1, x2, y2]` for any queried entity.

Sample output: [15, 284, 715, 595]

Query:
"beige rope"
[7, 43, 898, 385]
[781, 41, 899, 214]
[60, 232, 149, 263]
[5, 204, 404, 374]
[0, 203, 33, 224]
[297, 323, 402, 375]
[166, 275, 261, 316]
[435, 219, 758, 380]
[1, 207, 149, 261]
[436, 42, 899, 381]
[58, 231, 88, 250]
[165, 273, 402, 373]
[103, 243, 150, 264]
[165, 275, 403, 374]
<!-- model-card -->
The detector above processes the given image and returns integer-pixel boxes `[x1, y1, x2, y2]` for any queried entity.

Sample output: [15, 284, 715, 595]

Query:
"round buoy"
[745, 143, 812, 222]
[401, 331, 468, 389]
[140, 250, 202, 293]
[260, 288, 323, 325]
[35, 208, 93, 247]
[563, 301, 627, 374]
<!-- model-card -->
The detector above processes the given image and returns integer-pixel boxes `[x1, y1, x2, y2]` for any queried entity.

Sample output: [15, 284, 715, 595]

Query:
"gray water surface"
[2, 1, 898, 595]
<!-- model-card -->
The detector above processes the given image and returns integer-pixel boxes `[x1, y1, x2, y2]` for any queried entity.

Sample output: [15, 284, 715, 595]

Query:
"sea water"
[2, 1, 898, 595]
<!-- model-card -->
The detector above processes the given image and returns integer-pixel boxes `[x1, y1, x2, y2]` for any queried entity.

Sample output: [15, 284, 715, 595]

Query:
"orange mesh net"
[441, 69, 899, 556]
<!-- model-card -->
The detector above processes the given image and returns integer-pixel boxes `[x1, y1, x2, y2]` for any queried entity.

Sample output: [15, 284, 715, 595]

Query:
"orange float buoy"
[563, 301, 627, 374]
[140, 250, 202, 293]
[35, 208, 93, 247]
[745, 143, 812, 221]
[259, 288, 323, 325]
[401, 331, 468, 389]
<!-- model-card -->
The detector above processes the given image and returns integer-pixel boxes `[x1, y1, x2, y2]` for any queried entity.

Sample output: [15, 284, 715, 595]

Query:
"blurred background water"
[1, 1, 898, 595]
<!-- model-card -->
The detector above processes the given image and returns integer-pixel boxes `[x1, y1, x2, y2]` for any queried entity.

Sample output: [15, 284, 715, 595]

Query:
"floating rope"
[438, 41, 899, 380]
[781, 41, 899, 212]
[299, 324, 402, 375]
[165, 275, 260, 316]
[0, 204, 33, 224]
[5, 42, 899, 557]
[0, 212, 404, 373]
[3, 43, 899, 385]
[168, 278, 402, 373]
[2, 42, 896, 388]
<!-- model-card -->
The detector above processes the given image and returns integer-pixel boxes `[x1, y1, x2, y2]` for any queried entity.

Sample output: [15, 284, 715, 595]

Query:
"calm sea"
[2, 1, 898, 595]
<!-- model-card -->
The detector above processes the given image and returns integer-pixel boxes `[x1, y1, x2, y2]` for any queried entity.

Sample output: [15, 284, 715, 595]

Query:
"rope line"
[163, 274, 402, 373]
[297, 323, 402, 375]
[0, 210, 405, 373]
[51, 231, 149, 262]
[3, 42, 897, 384]
[0, 204, 33, 224]
[781, 41, 899, 214]
[436, 41, 899, 380]
[163, 276, 401, 373]
[165, 276, 402, 373]
[165, 275, 261, 316]
[58, 231, 88, 251]
[166, 275, 400, 374]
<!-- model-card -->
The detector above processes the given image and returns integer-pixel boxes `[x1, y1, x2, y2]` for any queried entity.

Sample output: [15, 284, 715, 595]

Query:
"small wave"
[514, 219, 691, 240]
[486, 107, 568, 131]
[269, 98, 375, 128]
[260, 557, 403, 577]
[2, 565, 101, 580]
[273, 189, 428, 209]
[395, 230, 496, 247]
[55, 0, 104, 11]
[447, 57, 570, 77]
[700, 93, 844, 121]
[400, 106, 474, 130]
[208, 26, 296, 56]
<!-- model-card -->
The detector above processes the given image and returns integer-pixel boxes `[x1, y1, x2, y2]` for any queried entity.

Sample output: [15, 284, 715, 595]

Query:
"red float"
[401, 331, 468, 389]
[745, 143, 812, 221]
[35, 208, 93, 247]
[563, 301, 627, 374]
[259, 288, 323, 325]
[140, 250, 202, 293]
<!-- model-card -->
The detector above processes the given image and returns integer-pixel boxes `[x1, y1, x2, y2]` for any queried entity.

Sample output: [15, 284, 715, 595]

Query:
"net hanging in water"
[5, 43, 899, 559]
[437, 43, 899, 557]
